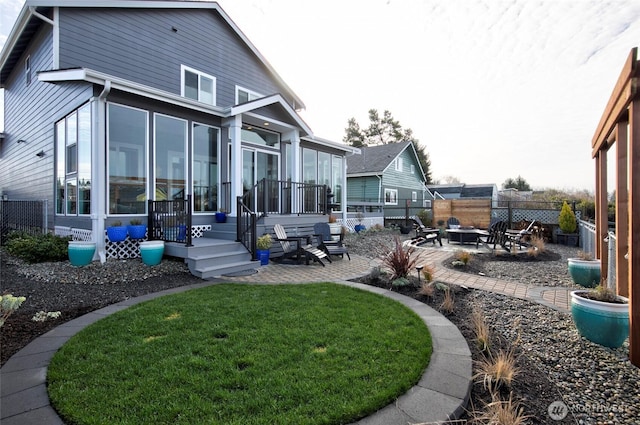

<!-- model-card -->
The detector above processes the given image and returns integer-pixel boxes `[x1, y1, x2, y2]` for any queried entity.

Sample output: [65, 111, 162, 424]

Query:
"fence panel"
[433, 199, 492, 228]
[0, 200, 48, 245]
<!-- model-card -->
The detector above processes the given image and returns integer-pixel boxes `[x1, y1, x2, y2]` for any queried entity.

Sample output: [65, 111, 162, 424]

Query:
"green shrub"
[558, 201, 577, 233]
[5, 232, 71, 263]
[416, 209, 432, 226]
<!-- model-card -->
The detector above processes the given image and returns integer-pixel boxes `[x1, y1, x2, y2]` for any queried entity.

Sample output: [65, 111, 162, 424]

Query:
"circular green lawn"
[48, 283, 432, 425]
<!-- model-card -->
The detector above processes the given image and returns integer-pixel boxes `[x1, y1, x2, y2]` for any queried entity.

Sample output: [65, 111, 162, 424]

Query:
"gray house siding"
[58, 8, 293, 109]
[1, 23, 93, 229]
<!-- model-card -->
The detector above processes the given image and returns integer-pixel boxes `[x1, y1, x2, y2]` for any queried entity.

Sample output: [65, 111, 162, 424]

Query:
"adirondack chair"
[447, 217, 461, 229]
[409, 215, 442, 246]
[477, 220, 510, 251]
[272, 224, 330, 266]
[313, 222, 350, 260]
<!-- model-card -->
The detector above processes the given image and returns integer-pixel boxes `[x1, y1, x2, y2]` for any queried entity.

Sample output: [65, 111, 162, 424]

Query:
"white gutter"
[28, 6, 55, 25]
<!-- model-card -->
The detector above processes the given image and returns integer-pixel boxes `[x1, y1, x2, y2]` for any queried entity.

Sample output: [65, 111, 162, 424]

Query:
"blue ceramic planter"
[68, 241, 96, 267]
[256, 249, 270, 266]
[570, 291, 629, 348]
[139, 241, 164, 266]
[106, 226, 128, 242]
[215, 212, 227, 223]
[354, 224, 366, 233]
[127, 224, 147, 240]
[568, 258, 601, 288]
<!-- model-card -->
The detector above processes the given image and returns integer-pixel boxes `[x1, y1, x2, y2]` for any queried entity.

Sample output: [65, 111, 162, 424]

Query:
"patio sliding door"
[242, 147, 279, 214]
[192, 123, 219, 213]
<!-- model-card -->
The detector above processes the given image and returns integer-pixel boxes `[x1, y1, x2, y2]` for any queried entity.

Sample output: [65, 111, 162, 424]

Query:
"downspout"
[93, 81, 111, 263]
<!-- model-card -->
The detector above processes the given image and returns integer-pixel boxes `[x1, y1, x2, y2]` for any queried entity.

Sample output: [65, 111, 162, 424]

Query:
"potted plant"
[106, 220, 128, 242]
[557, 201, 578, 246]
[127, 219, 147, 240]
[139, 240, 165, 266]
[215, 210, 228, 223]
[68, 240, 96, 267]
[328, 215, 341, 241]
[256, 234, 272, 266]
[567, 250, 601, 288]
[571, 283, 629, 348]
[354, 212, 366, 233]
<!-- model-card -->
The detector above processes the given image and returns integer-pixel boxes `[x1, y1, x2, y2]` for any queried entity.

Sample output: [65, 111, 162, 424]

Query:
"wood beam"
[628, 99, 640, 367]
[616, 122, 629, 297]
[595, 151, 608, 267]
[592, 48, 638, 155]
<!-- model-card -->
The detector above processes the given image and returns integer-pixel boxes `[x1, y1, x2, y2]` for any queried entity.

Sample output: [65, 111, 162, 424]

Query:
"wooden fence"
[433, 199, 492, 228]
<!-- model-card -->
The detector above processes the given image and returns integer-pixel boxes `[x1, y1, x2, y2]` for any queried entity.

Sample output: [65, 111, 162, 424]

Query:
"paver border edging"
[0, 280, 471, 425]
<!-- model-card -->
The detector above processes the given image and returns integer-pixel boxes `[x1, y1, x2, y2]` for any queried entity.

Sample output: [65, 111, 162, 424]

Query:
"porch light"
[263, 122, 269, 126]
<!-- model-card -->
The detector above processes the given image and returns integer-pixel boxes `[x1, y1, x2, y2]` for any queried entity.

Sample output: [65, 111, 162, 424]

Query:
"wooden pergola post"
[591, 48, 639, 367]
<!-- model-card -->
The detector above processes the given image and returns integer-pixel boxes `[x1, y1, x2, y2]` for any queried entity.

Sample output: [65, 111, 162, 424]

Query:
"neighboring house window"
[412, 191, 417, 202]
[395, 158, 403, 172]
[55, 104, 92, 216]
[25, 56, 31, 85]
[411, 164, 415, 174]
[108, 103, 148, 215]
[155, 113, 188, 202]
[192, 122, 220, 213]
[181, 65, 216, 106]
[236, 86, 262, 104]
[385, 188, 398, 205]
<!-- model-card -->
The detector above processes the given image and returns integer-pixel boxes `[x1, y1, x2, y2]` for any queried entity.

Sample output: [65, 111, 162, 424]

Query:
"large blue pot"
[127, 224, 147, 240]
[568, 258, 601, 288]
[570, 290, 629, 348]
[215, 212, 227, 223]
[68, 241, 96, 267]
[106, 226, 128, 242]
[139, 241, 164, 266]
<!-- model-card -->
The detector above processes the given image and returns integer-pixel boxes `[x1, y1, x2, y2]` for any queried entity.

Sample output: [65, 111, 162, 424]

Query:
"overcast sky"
[2, 0, 640, 191]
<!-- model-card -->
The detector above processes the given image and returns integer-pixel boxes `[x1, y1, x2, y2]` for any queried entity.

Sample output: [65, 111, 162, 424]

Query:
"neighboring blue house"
[0, 1, 357, 272]
[346, 141, 427, 219]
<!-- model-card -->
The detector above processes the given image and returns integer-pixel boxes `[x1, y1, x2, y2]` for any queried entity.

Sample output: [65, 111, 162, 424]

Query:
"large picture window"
[155, 114, 187, 202]
[108, 104, 148, 215]
[55, 103, 92, 215]
[193, 123, 219, 213]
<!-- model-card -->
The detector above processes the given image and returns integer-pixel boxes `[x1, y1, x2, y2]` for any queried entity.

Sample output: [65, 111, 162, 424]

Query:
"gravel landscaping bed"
[2, 230, 639, 425]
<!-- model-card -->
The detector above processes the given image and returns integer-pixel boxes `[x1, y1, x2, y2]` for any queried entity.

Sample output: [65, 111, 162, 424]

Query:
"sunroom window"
[181, 65, 216, 106]
[55, 103, 92, 216]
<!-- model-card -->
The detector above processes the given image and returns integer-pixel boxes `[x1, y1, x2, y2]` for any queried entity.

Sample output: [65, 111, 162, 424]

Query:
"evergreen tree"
[343, 109, 432, 183]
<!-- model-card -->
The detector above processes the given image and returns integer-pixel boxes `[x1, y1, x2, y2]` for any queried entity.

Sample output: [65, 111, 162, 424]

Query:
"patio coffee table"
[446, 228, 489, 245]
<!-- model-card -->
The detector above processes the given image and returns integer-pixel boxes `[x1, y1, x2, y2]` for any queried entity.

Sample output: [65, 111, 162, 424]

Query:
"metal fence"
[0, 200, 48, 245]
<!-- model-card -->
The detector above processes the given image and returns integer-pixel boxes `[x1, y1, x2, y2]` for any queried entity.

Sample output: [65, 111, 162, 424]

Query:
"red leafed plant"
[381, 237, 418, 281]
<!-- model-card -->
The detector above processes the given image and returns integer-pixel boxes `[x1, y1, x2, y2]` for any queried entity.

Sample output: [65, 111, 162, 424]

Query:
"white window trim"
[180, 64, 216, 106]
[191, 121, 221, 215]
[235, 85, 263, 104]
[412, 191, 417, 202]
[411, 164, 415, 174]
[395, 158, 403, 172]
[384, 188, 398, 205]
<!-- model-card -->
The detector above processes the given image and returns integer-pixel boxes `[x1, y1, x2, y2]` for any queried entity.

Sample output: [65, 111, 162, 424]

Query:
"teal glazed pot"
[139, 241, 165, 266]
[567, 258, 601, 288]
[570, 291, 629, 348]
[68, 241, 96, 267]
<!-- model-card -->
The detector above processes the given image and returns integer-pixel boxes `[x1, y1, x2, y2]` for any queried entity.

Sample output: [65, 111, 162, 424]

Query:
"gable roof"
[0, 1, 304, 109]
[346, 141, 418, 176]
